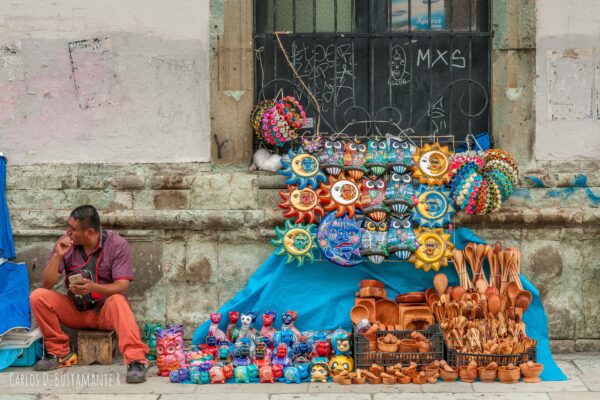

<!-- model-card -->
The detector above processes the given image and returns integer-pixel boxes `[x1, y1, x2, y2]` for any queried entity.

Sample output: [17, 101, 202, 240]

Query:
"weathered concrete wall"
[1, 0, 599, 353]
[0, 0, 211, 164]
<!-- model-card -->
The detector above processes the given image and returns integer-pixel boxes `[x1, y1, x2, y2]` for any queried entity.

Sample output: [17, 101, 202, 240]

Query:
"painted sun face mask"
[360, 217, 389, 264]
[278, 184, 324, 224]
[387, 214, 418, 260]
[317, 139, 345, 176]
[343, 141, 367, 180]
[365, 139, 388, 177]
[384, 173, 417, 214]
[412, 143, 452, 185]
[360, 177, 388, 221]
[411, 185, 455, 228]
[279, 149, 326, 189]
[387, 138, 416, 174]
[272, 220, 318, 266]
[409, 227, 454, 272]
[317, 211, 363, 267]
[319, 173, 363, 218]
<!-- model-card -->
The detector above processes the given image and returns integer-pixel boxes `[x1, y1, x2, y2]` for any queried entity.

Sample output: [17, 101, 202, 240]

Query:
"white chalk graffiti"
[388, 45, 411, 86]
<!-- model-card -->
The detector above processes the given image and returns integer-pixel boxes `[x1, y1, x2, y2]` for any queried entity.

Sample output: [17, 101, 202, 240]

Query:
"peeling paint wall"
[535, 0, 600, 161]
[0, 0, 211, 164]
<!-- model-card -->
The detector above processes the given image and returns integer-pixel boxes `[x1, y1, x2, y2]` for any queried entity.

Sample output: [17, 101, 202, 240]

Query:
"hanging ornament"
[387, 138, 416, 174]
[360, 176, 389, 221]
[411, 185, 455, 228]
[279, 149, 326, 190]
[301, 133, 323, 154]
[272, 220, 318, 266]
[359, 217, 389, 264]
[317, 212, 363, 267]
[387, 214, 418, 261]
[260, 96, 306, 147]
[412, 143, 452, 185]
[448, 149, 518, 214]
[251, 100, 276, 139]
[317, 138, 345, 176]
[409, 227, 454, 272]
[384, 173, 417, 214]
[342, 140, 367, 180]
[278, 185, 324, 224]
[319, 173, 363, 218]
[365, 139, 388, 177]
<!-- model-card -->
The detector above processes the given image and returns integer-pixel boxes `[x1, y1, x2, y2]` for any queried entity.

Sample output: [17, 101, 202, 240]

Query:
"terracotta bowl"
[359, 279, 385, 289]
[519, 363, 543, 383]
[422, 366, 439, 378]
[498, 366, 521, 383]
[382, 375, 397, 385]
[395, 291, 426, 303]
[357, 300, 376, 319]
[412, 374, 427, 384]
[352, 376, 366, 384]
[440, 369, 458, 382]
[458, 366, 478, 383]
[375, 299, 399, 325]
[367, 376, 382, 384]
[350, 304, 370, 324]
[377, 337, 398, 352]
[399, 338, 418, 353]
[397, 375, 412, 384]
[478, 367, 497, 382]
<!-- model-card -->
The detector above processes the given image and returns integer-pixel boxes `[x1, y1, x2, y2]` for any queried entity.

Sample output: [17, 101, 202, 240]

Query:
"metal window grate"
[253, 0, 492, 152]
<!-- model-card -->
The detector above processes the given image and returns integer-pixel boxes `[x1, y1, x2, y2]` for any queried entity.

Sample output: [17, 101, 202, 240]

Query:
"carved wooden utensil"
[433, 273, 449, 296]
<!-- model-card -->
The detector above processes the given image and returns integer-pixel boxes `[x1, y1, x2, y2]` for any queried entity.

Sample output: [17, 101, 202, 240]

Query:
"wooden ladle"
[507, 281, 520, 307]
[433, 273, 449, 296]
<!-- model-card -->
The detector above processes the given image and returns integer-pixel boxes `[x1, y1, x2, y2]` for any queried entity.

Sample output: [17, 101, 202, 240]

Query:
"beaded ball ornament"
[259, 96, 307, 147]
[448, 149, 518, 215]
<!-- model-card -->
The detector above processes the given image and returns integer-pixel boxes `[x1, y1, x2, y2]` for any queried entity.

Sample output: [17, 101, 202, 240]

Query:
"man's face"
[66, 217, 92, 245]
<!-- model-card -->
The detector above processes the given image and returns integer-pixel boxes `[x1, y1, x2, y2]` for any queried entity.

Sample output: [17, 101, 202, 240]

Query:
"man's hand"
[55, 237, 73, 258]
[69, 278, 96, 296]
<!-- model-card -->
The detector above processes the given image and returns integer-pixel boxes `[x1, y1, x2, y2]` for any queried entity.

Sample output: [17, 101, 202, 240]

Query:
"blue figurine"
[233, 338, 252, 367]
[189, 368, 201, 384]
[169, 370, 180, 383]
[331, 329, 351, 356]
[296, 363, 310, 380]
[234, 366, 250, 383]
[283, 366, 302, 384]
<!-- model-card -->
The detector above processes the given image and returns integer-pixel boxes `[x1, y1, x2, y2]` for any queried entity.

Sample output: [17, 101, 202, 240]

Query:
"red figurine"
[226, 311, 240, 343]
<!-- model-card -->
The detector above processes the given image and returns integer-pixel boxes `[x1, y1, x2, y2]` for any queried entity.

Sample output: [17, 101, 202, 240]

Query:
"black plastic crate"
[447, 346, 537, 368]
[353, 323, 445, 369]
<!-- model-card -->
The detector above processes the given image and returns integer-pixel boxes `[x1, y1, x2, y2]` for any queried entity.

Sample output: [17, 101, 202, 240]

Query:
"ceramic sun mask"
[319, 173, 363, 218]
[409, 227, 454, 272]
[411, 185, 455, 228]
[278, 184, 324, 224]
[272, 220, 318, 266]
[317, 212, 363, 267]
[279, 149, 326, 189]
[387, 137, 416, 174]
[412, 143, 452, 185]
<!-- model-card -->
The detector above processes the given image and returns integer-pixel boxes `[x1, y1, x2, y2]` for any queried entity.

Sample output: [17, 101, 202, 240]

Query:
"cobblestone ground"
[0, 353, 598, 400]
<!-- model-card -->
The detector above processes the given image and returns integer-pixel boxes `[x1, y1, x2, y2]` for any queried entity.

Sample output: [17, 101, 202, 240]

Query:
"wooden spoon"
[507, 282, 520, 307]
[488, 294, 501, 316]
[433, 273, 449, 296]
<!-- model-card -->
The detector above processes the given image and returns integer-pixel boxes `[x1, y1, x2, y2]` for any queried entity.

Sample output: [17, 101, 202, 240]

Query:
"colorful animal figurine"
[283, 366, 302, 384]
[202, 336, 219, 360]
[311, 339, 331, 364]
[156, 331, 186, 376]
[329, 354, 354, 376]
[189, 368, 201, 384]
[247, 364, 259, 380]
[222, 363, 234, 380]
[234, 366, 250, 383]
[292, 342, 312, 366]
[272, 343, 292, 369]
[387, 137, 415, 174]
[272, 364, 284, 379]
[365, 139, 388, 177]
[217, 343, 232, 365]
[296, 363, 310, 380]
[208, 312, 227, 342]
[259, 311, 277, 343]
[259, 366, 275, 383]
[387, 214, 418, 260]
[209, 366, 226, 384]
[232, 338, 252, 367]
[331, 330, 352, 356]
[239, 312, 258, 343]
[284, 311, 303, 340]
[143, 323, 162, 361]
[360, 177, 388, 221]
[384, 172, 417, 213]
[343, 141, 367, 180]
[317, 138, 345, 176]
[360, 217, 389, 264]
[273, 328, 296, 348]
[226, 311, 240, 343]
[253, 337, 272, 368]
[311, 362, 330, 383]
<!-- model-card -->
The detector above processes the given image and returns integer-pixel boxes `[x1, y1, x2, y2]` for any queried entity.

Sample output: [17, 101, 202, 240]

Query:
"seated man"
[30, 205, 149, 383]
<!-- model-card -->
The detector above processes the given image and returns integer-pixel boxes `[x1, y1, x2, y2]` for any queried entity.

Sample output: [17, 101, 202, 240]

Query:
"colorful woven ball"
[448, 149, 518, 215]
[259, 96, 307, 147]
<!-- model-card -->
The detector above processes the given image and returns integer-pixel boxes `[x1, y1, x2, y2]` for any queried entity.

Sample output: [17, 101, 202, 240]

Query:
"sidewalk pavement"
[0, 353, 598, 400]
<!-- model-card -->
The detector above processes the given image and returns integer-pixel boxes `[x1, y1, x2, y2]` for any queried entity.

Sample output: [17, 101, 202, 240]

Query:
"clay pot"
[397, 375, 412, 384]
[478, 367, 497, 382]
[360, 279, 385, 289]
[367, 376, 382, 384]
[422, 366, 439, 378]
[458, 366, 478, 383]
[519, 362, 543, 383]
[412, 373, 427, 384]
[498, 366, 521, 383]
[381, 374, 397, 385]
[440, 369, 458, 382]
[399, 339, 418, 353]
[377, 337, 398, 352]
[352, 376, 367, 384]
[350, 305, 370, 324]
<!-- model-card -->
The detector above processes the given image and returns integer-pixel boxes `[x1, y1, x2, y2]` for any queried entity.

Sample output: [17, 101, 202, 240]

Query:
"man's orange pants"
[30, 288, 149, 365]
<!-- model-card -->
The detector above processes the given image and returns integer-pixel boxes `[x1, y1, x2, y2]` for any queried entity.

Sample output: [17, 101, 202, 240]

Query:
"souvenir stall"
[148, 97, 566, 386]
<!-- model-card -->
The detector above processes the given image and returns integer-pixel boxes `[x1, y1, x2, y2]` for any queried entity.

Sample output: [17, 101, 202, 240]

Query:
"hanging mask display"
[411, 185, 455, 228]
[387, 138, 416, 174]
[387, 214, 418, 261]
[279, 149, 326, 190]
[272, 220, 318, 267]
[412, 143, 452, 185]
[278, 184, 324, 224]
[360, 217, 389, 264]
[384, 173, 417, 214]
[409, 227, 454, 272]
[319, 173, 363, 218]
[317, 139, 345, 176]
[342, 141, 367, 180]
[365, 139, 388, 177]
[317, 212, 363, 267]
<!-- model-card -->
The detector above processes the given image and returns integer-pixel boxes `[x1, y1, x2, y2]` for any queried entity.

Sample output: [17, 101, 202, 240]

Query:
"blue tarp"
[0, 156, 16, 260]
[0, 261, 31, 336]
[192, 227, 566, 381]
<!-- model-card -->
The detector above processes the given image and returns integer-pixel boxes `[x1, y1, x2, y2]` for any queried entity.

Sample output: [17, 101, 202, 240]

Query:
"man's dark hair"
[70, 205, 101, 231]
